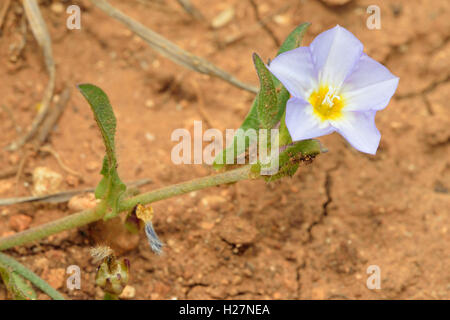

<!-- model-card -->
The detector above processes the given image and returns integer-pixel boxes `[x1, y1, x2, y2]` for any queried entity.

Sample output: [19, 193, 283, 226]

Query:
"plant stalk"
[0, 252, 65, 300]
[0, 165, 253, 251]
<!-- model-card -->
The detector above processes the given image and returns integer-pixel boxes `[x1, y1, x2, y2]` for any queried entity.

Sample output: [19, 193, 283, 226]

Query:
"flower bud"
[92, 247, 130, 297]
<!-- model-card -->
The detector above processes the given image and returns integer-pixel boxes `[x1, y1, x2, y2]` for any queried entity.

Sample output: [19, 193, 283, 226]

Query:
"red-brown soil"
[0, 0, 449, 299]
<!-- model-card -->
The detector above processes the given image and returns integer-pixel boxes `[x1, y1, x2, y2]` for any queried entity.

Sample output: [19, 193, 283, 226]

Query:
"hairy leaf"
[275, 22, 311, 56]
[0, 264, 37, 300]
[253, 53, 278, 129]
[77, 84, 126, 219]
[213, 23, 311, 170]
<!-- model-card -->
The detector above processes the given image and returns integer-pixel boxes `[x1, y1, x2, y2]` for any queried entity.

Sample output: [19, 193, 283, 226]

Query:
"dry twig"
[0, 0, 11, 31]
[1, 104, 21, 133]
[91, 0, 257, 94]
[1, 87, 70, 181]
[7, 0, 55, 151]
[39, 145, 82, 178]
[190, 79, 217, 129]
[0, 179, 152, 206]
[0, 166, 18, 180]
[34, 86, 71, 146]
[14, 150, 30, 195]
[248, 0, 281, 48]
[175, 0, 205, 20]
[222, 4, 290, 46]
[9, 12, 27, 63]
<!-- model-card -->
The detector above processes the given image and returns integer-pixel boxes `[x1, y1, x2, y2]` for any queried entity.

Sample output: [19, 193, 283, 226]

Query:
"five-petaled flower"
[268, 25, 399, 154]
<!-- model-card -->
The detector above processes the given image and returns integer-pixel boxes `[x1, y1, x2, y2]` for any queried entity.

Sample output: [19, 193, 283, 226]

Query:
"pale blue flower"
[268, 25, 399, 154]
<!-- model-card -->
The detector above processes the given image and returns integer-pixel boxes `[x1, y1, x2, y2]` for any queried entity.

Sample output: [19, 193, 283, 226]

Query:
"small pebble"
[9, 214, 32, 232]
[119, 285, 136, 299]
[145, 132, 155, 141]
[32, 167, 63, 196]
[50, 2, 64, 14]
[86, 161, 99, 172]
[68, 193, 98, 211]
[211, 7, 235, 29]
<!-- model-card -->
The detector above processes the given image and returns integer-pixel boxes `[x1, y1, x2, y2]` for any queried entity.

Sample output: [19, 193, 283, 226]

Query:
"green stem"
[104, 292, 119, 300]
[0, 202, 107, 252]
[0, 252, 65, 300]
[0, 165, 254, 251]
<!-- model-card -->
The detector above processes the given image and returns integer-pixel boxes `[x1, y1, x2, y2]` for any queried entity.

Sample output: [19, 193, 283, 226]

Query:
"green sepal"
[124, 205, 144, 234]
[265, 139, 321, 182]
[95, 256, 130, 296]
[249, 138, 321, 182]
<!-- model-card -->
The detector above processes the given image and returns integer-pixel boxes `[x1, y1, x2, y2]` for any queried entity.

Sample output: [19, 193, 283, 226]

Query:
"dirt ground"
[0, 0, 449, 300]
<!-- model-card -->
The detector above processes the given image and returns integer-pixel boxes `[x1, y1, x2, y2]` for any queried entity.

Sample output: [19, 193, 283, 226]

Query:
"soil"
[0, 0, 449, 300]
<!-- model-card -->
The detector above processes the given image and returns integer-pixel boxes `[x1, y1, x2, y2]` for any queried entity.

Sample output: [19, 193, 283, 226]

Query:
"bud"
[92, 246, 129, 297]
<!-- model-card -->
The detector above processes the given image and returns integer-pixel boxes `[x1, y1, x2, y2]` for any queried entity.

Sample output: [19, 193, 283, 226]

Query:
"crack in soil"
[295, 260, 306, 297]
[184, 282, 209, 298]
[396, 74, 450, 100]
[306, 163, 340, 243]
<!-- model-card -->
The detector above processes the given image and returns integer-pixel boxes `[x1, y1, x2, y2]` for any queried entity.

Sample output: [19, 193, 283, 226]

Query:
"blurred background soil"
[0, 0, 449, 299]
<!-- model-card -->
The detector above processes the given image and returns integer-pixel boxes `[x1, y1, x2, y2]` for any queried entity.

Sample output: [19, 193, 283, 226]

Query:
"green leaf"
[94, 157, 109, 199]
[253, 53, 278, 129]
[77, 84, 118, 166]
[0, 252, 65, 300]
[275, 22, 311, 56]
[213, 23, 311, 170]
[77, 84, 126, 219]
[0, 263, 37, 300]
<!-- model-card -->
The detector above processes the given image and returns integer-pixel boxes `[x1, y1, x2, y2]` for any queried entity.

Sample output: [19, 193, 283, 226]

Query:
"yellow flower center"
[309, 85, 345, 121]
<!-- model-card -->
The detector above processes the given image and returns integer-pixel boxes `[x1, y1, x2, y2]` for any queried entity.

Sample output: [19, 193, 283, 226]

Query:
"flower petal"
[331, 111, 381, 155]
[310, 25, 363, 88]
[341, 54, 399, 111]
[285, 97, 335, 141]
[267, 47, 317, 100]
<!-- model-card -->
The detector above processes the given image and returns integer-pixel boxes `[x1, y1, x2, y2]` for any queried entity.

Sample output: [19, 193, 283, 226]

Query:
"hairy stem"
[0, 252, 65, 300]
[0, 202, 107, 251]
[0, 165, 254, 251]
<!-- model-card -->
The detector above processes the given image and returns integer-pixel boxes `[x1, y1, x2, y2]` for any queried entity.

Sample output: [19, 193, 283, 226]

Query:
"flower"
[268, 25, 399, 154]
